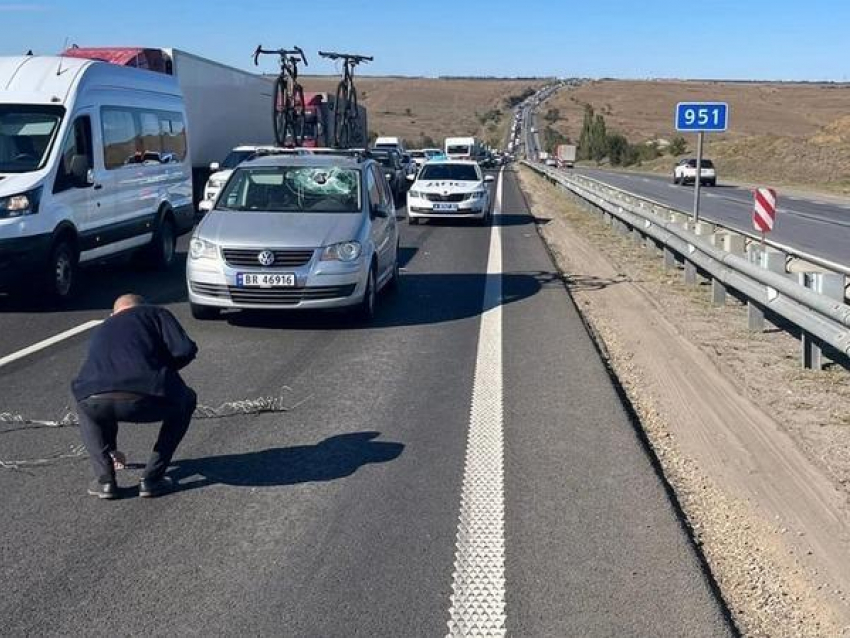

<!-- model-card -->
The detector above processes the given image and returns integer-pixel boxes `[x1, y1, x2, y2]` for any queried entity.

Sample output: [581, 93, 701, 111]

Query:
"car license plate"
[433, 203, 458, 212]
[237, 273, 296, 288]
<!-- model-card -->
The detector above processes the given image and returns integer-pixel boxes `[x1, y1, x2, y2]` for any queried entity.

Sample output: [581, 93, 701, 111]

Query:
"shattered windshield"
[218, 166, 361, 213]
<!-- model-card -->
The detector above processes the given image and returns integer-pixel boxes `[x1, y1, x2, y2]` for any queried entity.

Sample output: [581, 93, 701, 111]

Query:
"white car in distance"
[198, 146, 303, 213]
[406, 160, 494, 225]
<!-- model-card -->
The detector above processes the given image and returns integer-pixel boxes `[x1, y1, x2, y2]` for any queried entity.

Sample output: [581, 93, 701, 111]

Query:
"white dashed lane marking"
[0, 320, 102, 369]
[446, 169, 506, 637]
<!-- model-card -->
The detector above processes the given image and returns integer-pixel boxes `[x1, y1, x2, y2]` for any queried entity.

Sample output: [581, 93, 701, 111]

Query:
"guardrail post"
[682, 222, 716, 286]
[663, 247, 676, 270]
[746, 246, 787, 331]
[669, 212, 690, 232]
[710, 231, 738, 306]
[798, 272, 845, 370]
[631, 227, 643, 246]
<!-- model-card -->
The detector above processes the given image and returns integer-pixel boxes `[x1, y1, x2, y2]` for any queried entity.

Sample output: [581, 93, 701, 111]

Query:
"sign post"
[675, 102, 729, 223]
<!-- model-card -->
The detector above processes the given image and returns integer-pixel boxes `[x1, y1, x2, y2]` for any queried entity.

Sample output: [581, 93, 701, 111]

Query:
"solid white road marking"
[0, 320, 102, 369]
[446, 169, 506, 637]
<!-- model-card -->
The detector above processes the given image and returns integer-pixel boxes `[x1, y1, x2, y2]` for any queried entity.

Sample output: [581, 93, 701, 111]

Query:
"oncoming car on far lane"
[406, 160, 494, 225]
[187, 155, 399, 321]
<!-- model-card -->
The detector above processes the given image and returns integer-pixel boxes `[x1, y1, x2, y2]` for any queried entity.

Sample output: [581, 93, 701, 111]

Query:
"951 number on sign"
[675, 102, 729, 132]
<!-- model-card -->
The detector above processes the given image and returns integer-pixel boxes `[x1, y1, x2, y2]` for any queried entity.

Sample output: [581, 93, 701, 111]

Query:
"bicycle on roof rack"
[318, 51, 373, 149]
[253, 45, 308, 147]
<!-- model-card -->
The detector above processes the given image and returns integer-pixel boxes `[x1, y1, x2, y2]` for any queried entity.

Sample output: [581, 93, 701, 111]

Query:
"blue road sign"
[675, 102, 729, 132]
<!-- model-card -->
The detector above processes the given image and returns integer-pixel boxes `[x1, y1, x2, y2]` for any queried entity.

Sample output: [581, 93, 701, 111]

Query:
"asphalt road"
[575, 167, 850, 268]
[0, 168, 733, 637]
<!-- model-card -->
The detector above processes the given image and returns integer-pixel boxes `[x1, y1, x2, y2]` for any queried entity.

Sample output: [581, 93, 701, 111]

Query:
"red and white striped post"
[753, 187, 777, 248]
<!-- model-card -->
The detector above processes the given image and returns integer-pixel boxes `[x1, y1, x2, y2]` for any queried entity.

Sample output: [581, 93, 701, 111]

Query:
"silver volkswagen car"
[186, 155, 399, 320]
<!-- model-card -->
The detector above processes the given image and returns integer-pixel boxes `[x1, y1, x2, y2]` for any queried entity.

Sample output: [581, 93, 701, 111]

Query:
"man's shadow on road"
[168, 431, 404, 492]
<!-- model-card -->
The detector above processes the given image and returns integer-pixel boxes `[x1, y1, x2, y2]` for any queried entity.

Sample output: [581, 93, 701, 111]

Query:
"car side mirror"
[209, 162, 220, 172]
[69, 154, 91, 186]
[371, 203, 390, 219]
[406, 173, 416, 181]
[484, 175, 495, 183]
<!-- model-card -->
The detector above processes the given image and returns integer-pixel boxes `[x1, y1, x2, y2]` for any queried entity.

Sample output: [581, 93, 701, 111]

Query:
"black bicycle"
[318, 51, 373, 148]
[253, 45, 308, 146]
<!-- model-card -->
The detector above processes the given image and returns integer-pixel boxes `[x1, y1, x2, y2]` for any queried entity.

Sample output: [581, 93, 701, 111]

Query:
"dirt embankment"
[543, 79, 850, 195]
[517, 166, 850, 637]
[301, 76, 545, 147]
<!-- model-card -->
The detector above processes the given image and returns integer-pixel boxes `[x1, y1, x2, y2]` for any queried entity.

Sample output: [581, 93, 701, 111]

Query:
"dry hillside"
[544, 79, 850, 194]
[300, 76, 545, 148]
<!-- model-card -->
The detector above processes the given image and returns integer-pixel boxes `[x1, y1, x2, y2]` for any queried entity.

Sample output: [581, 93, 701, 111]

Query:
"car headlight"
[0, 187, 41, 219]
[467, 190, 487, 200]
[408, 190, 423, 199]
[189, 237, 218, 260]
[321, 241, 362, 262]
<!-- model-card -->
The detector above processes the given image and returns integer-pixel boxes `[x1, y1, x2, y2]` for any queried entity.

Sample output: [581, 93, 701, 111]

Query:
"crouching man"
[72, 294, 198, 499]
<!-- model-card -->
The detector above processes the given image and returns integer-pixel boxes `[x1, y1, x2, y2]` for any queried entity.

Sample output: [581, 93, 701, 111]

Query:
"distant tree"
[606, 133, 629, 166]
[669, 135, 687, 156]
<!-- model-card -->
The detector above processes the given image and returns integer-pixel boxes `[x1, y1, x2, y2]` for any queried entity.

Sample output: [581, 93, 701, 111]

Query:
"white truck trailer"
[557, 144, 577, 168]
[61, 46, 275, 200]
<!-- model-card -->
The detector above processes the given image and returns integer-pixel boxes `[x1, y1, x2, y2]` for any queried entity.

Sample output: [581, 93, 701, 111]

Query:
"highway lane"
[0, 168, 732, 636]
[576, 167, 850, 267]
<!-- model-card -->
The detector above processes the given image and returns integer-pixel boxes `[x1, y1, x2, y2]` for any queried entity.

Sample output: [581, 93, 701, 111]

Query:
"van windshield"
[447, 145, 471, 155]
[218, 166, 362, 213]
[0, 105, 64, 173]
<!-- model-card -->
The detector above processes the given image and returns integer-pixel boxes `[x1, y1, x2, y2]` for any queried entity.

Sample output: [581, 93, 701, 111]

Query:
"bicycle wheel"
[334, 81, 349, 148]
[347, 85, 360, 147]
[273, 77, 287, 146]
[291, 84, 306, 146]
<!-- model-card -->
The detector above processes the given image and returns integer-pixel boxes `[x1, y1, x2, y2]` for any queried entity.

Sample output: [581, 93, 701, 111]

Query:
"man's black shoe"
[87, 479, 118, 500]
[139, 476, 174, 498]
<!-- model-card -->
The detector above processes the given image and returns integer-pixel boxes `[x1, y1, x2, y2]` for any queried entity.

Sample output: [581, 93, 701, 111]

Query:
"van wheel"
[147, 217, 176, 269]
[46, 238, 78, 301]
[191, 303, 219, 320]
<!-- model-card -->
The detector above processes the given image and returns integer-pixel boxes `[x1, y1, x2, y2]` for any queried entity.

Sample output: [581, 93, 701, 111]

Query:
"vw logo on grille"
[257, 250, 275, 266]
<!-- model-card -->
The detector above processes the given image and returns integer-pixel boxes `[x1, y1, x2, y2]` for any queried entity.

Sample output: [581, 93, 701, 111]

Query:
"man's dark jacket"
[72, 305, 198, 402]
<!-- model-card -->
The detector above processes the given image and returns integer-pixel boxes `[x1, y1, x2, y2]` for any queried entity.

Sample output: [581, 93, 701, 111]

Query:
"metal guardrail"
[522, 160, 850, 369]
[567, 170, 850, 278]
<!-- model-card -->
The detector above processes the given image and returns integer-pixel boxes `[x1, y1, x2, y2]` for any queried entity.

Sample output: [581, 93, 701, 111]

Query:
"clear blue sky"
[2, 0, 848, 80]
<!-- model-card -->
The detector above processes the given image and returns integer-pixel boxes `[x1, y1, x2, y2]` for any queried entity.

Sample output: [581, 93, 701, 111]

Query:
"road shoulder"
[518, 166, 850, 637]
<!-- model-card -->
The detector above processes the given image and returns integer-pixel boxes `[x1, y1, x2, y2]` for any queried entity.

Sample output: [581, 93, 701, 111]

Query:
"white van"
[0, 55, 193, 300]
[444, 136, 484, 162]
[373, 136, 405, 154]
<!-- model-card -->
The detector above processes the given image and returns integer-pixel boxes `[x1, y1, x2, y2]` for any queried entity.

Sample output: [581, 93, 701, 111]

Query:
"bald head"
[113, 294, 145, 315]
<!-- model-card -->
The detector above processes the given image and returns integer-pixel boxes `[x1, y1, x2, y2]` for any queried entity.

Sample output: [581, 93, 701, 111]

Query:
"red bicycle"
[253, 45, 308, 146]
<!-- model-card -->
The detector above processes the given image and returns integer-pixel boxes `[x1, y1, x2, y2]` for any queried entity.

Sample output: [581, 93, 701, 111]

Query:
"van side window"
[101, 107, 186, 169]
[102, 108, 139, 169]
[159, 113, 186, 163]
[53, 115, 93, 193]
[139, 111, 162, 164]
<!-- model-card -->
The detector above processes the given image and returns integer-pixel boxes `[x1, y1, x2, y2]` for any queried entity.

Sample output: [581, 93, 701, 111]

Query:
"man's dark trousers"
[78, 387, 197, 483]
